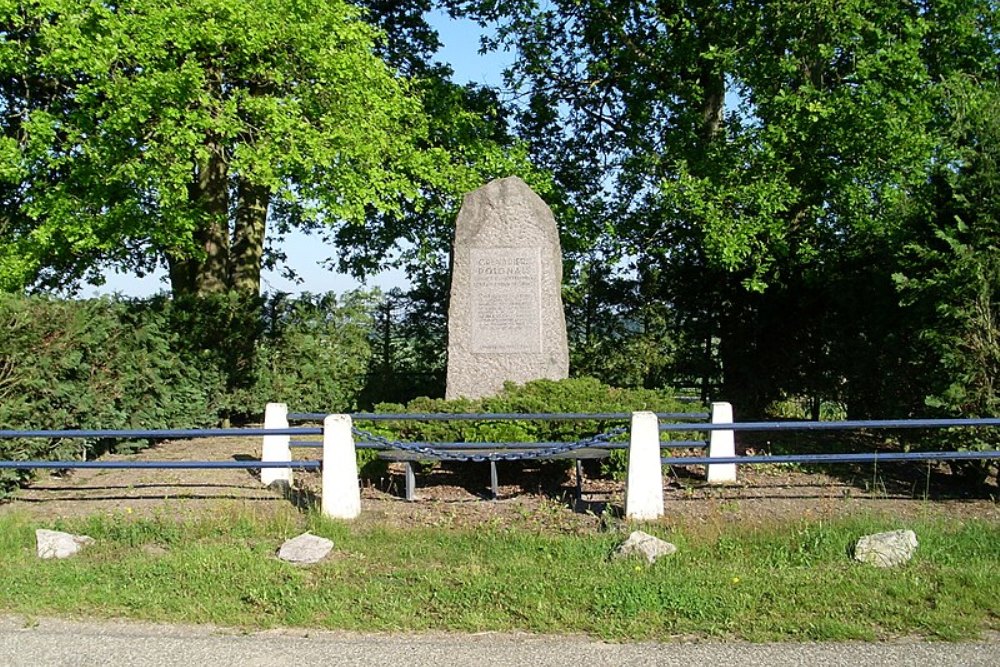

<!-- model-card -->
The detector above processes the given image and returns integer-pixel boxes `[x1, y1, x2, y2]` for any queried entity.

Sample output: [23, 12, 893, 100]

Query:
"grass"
[0, 508, 998, 641]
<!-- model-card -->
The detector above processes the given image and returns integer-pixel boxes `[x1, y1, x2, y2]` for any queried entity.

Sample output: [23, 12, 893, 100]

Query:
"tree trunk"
[192, 138, 230, 296]
[699, 64, 725, 143]
[232, 178, 270, 297]
[167, 253, 197, 297]
[169, 137, 231, 297]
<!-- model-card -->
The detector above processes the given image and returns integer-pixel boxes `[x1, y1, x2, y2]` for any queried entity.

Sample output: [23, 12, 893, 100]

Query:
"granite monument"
[445, 176, 569, 399]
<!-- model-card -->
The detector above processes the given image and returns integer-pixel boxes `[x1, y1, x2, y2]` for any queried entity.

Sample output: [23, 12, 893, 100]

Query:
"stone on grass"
[853, 529, 918, 568]
[36, 529, 94, 559]
[277, 532, 333, 565]
[614, 530, 677, 564]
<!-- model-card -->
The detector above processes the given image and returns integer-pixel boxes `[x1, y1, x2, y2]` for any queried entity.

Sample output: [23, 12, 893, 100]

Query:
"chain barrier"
[350, 425, 630, 462]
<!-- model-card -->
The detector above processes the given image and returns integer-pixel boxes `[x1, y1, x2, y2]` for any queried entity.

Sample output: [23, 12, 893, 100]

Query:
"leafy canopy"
[0, 0, 460, 290]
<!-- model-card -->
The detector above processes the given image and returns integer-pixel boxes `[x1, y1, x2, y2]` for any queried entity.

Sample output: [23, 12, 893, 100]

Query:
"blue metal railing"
[285, 411, 709, 463]
[663, 451, 1000, 466]
[0, 425, 321, 471]
[3, 411, 998, 503]
[8, 413, 994, 476]
[0, 413, 709, 472]
[286, 410, 709, 456]
[0, 460, 321, 470]
[658, 417, 1000, 433]
[290, 411, 710, 422]
[0, 427, 321, 439]
[659, 417, 1000, 467]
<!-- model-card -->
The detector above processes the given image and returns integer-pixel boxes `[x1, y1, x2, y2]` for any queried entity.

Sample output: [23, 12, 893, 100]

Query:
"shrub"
[141, 290, 376, 422]
[0, 294, 219, 496]
[243, 291, 375, 416]
[0, 290, 376, 497]
[361, 377, 705, 479]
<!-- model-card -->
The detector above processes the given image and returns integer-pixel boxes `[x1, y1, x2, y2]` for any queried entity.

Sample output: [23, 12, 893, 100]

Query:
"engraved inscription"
[470, 247, 542, 353]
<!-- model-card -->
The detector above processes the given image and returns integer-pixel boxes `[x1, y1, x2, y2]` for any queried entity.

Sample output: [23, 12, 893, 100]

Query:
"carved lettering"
[470, 247, 542, 353]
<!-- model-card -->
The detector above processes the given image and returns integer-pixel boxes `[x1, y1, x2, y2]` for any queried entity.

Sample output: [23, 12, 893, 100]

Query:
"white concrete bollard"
[624, 411, 664, 521]
[321, 414, 361, 520]
[707, 401, 737, 483]
[261, 402, 292, 486]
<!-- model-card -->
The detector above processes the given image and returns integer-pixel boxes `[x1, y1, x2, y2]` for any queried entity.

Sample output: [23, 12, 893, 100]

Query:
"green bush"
[0, 290, 377, 497]
[139, 290, 376, 422]
[0, 294, 220, 495]
[241, 291, 375, 417]
[362, 377, 705, 479]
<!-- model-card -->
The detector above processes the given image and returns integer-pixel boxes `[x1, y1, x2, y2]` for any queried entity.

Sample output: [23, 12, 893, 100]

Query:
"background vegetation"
[0, 291, 374, 494]
[0, 1, 996, 485]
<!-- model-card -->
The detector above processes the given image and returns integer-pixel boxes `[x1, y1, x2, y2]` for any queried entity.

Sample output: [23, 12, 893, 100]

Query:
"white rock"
[36, 529, 95, 559]
[854, 529, 918, 568]
[614, 530, 677, 564]
[277, 532, 333, 565]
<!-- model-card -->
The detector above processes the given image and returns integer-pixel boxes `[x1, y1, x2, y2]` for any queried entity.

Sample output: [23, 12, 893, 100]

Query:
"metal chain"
[350, 425, 630, 462]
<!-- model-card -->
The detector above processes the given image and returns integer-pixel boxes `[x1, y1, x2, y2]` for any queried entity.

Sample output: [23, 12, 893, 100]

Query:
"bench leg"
[575, 459, 584, 501]
[404, 462, 416, 502]
[490, 460, 499, 500]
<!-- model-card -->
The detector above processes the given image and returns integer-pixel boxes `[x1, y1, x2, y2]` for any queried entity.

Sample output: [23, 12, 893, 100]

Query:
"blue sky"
[89, 10, 512, 298]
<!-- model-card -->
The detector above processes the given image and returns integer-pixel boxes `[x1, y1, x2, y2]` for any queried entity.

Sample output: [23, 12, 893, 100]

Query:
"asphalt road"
[1, 616, 997, 667]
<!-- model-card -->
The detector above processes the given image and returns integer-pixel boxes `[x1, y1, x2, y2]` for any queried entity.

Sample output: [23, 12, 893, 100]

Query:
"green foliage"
[133, 290, 377, 421]
[895, 81, 1000, 419]
[451, 0, 1000, 429]
[890, 77, 1000, 481]
[363, 377, 704, 478]
[0, 0, 461, 292]
[563, 261, 680, 390]
[0, 291, 377, 495]
[360, 285, 448, 407]
[243, 291, 376, 416]
[0, 294, 219, 495]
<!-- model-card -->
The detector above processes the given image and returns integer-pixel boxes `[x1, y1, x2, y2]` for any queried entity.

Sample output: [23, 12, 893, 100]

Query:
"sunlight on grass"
[1, 508, 997, 641]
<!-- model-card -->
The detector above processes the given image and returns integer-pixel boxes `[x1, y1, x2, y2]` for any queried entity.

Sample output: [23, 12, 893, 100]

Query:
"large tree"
[0, 0, 469, 297]
[459, 0, 997, 415]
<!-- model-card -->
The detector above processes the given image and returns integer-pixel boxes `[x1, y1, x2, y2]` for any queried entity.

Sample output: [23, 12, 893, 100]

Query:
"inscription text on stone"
[470, 247, 542, 353]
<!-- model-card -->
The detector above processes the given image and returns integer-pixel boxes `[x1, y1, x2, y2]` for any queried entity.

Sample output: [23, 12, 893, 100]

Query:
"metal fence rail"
[662, 450, 1000, 467]
[658, 417, 1000, 433]
[0, 460, 321, 470]
[300, 409, 711, 501]
[654, 412, 1000, 486]
[290, 411, 710, 422]
[0, 426, 322, 472]
[0, 427, 322, 439]
[6, 406, 997, 521]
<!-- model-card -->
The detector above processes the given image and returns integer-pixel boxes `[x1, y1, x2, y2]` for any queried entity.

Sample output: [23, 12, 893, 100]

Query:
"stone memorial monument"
[445, 176, 569, 400]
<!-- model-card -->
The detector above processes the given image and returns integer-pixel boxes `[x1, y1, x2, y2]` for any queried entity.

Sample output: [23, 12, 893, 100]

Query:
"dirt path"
[2, 436, 998, 529]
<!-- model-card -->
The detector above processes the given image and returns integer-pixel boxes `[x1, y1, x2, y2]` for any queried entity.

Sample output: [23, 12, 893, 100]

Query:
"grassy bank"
[1, 509, 997, 641]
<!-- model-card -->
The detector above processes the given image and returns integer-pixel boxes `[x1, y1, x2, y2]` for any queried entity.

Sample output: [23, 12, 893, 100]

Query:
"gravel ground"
[2, 436, 997, 529]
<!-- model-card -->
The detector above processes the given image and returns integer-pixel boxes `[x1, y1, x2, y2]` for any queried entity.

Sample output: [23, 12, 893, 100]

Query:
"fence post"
[261, 402, 292, 486]
[322, 414, 361, 519]
[624, 411, 664, 520]
[707, 402, 737, 483]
